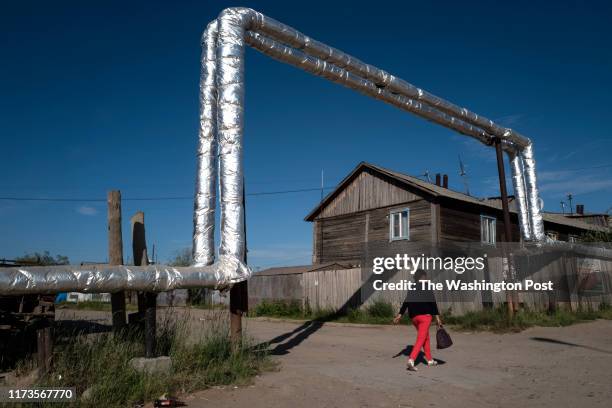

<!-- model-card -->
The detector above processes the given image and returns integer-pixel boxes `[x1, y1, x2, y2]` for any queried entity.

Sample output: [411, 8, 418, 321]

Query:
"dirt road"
[55, 309, 612, 407]
[187, 317, 612, 408]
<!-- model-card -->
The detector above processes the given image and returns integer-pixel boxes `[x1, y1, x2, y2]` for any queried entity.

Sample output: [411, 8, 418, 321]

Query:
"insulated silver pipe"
[250, 10, 530, 148]
[509, 149, 532, 241]
[245, 31, 491, 143]
[212, 7, 544, 241]
[0, 257, 252, 295]
[521, 143, 545, 241]
[216, 9, 248, 261]
[193, 20, 219, 267]
[245, 31, 493, 145]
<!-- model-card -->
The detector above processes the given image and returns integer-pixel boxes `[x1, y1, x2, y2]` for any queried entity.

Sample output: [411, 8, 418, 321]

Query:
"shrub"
[30, 311, 270, 407]
[365, 300, 395, 318]
[251, 300, 304, 318]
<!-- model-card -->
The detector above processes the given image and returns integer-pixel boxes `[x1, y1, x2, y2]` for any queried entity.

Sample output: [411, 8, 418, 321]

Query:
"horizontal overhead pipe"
[245, 31, 493, 146]
[241, 8, 530, 148]
[213, 7, 543, 242]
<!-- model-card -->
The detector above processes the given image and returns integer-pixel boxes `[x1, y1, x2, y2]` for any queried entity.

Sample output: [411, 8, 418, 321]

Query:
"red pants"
[409, 314, 432, 361]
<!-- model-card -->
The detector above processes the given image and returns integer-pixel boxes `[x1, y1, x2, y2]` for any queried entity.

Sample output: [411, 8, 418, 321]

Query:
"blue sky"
[1, 0, 611, 268]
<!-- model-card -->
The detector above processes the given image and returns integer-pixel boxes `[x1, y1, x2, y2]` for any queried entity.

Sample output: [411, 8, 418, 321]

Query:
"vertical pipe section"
[508, 149, 532, 241]
[193, 20, 219, 267]
[520, 143, 545, 241]
[216, 9, 250, 262]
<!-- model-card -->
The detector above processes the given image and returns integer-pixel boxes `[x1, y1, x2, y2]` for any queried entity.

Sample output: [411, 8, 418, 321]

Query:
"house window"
[568, 235, 578, 243]
[546, 231, 559, 241]
[480, 215, 496, 245]
[390, 208, 410, 240]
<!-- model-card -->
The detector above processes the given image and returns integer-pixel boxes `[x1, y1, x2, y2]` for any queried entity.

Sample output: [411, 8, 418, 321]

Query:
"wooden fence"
[249, 248, 612, 315]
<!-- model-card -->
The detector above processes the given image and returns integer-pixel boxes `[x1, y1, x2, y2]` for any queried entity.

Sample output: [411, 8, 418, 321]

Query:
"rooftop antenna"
[420, 170, 432, 183]
[458, 154, 470, 196]
[567, 193, 573, 215]
[320, 168, 324, 202]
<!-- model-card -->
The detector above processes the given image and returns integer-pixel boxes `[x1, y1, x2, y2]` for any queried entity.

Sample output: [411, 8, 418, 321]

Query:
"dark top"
[398, 286, 439, 318]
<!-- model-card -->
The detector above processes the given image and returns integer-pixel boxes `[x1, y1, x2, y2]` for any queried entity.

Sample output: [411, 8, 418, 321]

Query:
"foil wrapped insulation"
[0, 256, 250, 295]
[509, 149, 532, 241]
[193, 20, 219, 267]
[520, 143, 546, 241]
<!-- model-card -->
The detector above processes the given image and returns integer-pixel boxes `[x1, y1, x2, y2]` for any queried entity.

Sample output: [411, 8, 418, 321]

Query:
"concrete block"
[129, 356, 172, 375]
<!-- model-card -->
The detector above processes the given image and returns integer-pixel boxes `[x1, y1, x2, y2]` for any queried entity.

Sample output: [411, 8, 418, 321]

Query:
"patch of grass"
[17, 312, 270, 407]
[443, 303, 612, 333]
[250, 299, 612, 331]
[365, 299, 395, 319]
[250, 299, 401, 325]
[250, 299, 306, 319]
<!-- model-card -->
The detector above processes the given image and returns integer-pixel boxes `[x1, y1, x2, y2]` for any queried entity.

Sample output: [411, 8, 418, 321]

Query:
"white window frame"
[480, 215, 497, 246]
[389, 208, 410, 241]
[568, 235, 578, 243]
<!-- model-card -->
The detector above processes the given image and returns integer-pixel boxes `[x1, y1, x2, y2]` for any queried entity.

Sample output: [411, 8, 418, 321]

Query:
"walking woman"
[393, 270, 442, 371]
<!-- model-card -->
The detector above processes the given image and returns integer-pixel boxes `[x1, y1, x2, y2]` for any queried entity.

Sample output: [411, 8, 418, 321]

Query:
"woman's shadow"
[392, 345, 447, 366]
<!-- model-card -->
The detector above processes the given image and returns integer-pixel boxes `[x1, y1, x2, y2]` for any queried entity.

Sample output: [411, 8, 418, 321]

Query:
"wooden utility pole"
[36, 326, 53, 377]
[130, 211, 157, 357]
[230, 180, 248, 344]
[108, 190, 127, 331]
[494, 138, 515, 318]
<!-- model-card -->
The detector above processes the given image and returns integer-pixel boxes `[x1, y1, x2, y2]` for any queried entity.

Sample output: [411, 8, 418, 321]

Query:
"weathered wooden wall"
[250, 253, 612, 316]
[315, 168, 421, 219]
[248, 273, 303, 306]
[439, 203, 520, 243]
[303, 268, 362, 311]
[312, 168, 435, 265]
[249, 268, 362, 311]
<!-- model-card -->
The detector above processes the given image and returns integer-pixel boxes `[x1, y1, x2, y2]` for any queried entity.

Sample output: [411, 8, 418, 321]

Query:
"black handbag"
[436, 326, 453, 349]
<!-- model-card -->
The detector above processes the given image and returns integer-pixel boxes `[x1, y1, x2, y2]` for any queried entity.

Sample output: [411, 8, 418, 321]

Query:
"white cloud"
[77, 206, 98, 216]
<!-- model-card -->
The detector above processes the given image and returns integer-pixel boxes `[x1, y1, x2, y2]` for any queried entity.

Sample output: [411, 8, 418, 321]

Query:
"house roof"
[305, 162, 607, 232]
[255, 262, 350, 276]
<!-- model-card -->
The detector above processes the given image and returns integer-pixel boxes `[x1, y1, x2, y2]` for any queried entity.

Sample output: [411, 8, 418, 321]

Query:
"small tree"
[579, 231, 612, 243]
[168, 248, 210, 306]
[169, 248, 192, 267]
[15, 251, 70, 265]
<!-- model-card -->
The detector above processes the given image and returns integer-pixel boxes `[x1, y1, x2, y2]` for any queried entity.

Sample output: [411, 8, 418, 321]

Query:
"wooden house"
[305, 162, 608, 266]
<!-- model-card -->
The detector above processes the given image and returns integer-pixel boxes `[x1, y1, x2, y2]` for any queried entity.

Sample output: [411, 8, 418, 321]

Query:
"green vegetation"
[250, 299, 406, 325]
[16, 314, 271, 407]
[15, 250, 69, 265]
[580, 230, 612, 242]
[250, 299, 612, 331]
[168, 247, 214, 306]
[443, 303, 612, 333]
